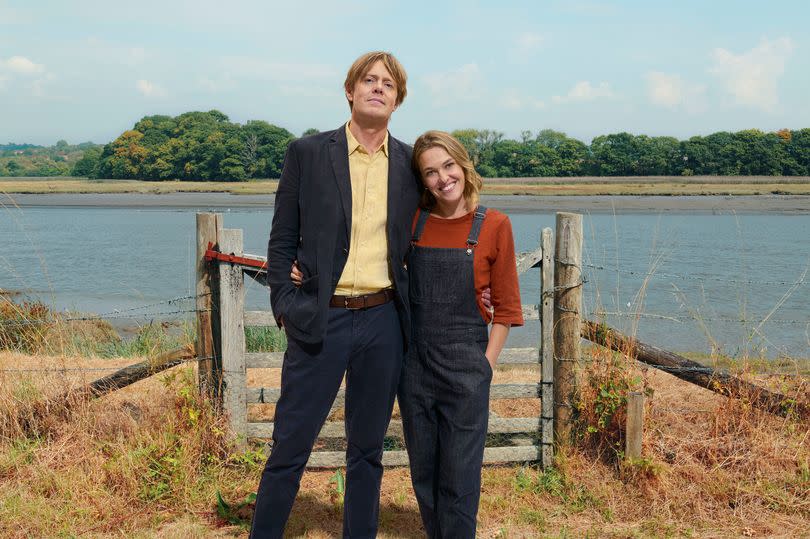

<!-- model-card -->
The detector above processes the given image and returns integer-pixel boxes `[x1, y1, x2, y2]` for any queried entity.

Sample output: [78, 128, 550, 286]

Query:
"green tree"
[71, 147, 102, 177]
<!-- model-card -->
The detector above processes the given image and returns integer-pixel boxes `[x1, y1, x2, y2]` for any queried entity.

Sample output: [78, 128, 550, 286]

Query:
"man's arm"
[267, 142, 301, 325]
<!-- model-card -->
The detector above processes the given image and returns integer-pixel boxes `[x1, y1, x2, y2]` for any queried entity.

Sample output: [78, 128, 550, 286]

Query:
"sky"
[1, 0, 808, 146]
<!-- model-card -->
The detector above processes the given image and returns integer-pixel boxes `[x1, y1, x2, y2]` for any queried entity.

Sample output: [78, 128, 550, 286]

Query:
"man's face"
[346, 60, 398, 123]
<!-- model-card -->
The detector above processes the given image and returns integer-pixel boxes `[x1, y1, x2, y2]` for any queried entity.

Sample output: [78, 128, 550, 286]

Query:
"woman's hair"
[344, 51, 407, 111]
[412, 130, 483, 211]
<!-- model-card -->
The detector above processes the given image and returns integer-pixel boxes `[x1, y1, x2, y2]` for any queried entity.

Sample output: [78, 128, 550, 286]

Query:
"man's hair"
[344, 51, 407, 111]
[412, 130, 483, 211]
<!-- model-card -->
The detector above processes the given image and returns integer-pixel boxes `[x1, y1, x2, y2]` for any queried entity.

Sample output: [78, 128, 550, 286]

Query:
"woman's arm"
[485, 322, 511, 369]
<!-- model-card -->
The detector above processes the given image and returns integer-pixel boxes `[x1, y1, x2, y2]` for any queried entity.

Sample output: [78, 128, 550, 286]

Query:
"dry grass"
[3, 177, 810, 196]
[1, 348, 808, 538]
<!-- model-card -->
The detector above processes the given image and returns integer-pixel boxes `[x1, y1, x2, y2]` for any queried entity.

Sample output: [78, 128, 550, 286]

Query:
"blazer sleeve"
[267, 141, 301, 325]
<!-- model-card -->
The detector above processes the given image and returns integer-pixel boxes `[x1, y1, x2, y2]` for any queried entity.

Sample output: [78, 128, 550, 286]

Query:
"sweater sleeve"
[490, 215, 524, 327]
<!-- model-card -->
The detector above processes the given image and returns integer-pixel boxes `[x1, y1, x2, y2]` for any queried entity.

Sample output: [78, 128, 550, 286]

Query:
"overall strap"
[411, 208, 431, 243]
[465, 206, 487, 252]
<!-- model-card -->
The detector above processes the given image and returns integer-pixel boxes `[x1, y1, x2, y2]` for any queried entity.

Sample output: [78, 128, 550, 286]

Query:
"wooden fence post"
[218, 228, 248, 448]
[625, 392, 644, 460]
[196, 213, 222, 397]
[540, 227, 554, 468]
[553, 212, 583, 446]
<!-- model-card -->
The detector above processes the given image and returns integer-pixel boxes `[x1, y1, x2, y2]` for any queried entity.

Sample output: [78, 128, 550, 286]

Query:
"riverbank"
[0, 349, 807, 537]
[2, 176, 810, 197]
[4, 191, 810, 214]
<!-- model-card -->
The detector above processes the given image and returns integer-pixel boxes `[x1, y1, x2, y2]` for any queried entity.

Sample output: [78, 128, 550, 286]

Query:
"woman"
[398, 130, 523, 536]
[291, 131, 522, 536]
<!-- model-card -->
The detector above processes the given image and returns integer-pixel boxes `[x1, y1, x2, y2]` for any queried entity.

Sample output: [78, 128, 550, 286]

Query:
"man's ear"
[345, 88, 354, 103]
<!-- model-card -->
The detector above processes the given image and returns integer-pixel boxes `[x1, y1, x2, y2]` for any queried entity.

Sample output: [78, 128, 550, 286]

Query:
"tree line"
[0, 141, 98, 177]
[3, 110, 810, 179]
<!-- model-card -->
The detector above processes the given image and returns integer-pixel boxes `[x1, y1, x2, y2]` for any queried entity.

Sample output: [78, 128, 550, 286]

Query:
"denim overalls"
[399, 206, 492, 538]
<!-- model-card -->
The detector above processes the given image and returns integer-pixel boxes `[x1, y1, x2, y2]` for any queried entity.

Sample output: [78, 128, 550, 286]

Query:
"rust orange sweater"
[411, 207, 524, 327]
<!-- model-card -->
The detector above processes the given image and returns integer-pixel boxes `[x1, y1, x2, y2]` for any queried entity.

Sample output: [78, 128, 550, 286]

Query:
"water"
[2, 202, 808, 358]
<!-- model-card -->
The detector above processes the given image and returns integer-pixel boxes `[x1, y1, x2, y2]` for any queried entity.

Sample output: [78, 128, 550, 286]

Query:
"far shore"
[4, 192, 809, 214]
[2, 176, 810, 198]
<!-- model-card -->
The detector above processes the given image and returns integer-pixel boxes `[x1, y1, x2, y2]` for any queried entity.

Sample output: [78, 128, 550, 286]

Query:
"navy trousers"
[250, 301, 403, 539]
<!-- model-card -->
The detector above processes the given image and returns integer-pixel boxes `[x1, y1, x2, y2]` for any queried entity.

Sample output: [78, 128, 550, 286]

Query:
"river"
[2, 194, 808, 358]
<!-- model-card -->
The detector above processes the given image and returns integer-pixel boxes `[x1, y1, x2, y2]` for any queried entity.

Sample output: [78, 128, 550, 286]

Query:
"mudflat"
[5, 192, 809, 214]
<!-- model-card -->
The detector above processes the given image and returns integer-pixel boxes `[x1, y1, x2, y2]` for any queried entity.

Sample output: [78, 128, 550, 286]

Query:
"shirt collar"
[346, 121, 389, 156]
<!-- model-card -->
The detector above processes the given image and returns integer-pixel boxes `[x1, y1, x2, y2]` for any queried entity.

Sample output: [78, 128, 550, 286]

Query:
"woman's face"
[418, 146, 466, 211]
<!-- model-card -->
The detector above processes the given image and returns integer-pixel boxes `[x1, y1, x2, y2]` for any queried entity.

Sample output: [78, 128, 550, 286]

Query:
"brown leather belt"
[330, 289, 395, 310]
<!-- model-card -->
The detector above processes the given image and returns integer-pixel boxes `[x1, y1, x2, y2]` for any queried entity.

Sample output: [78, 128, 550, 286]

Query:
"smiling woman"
[400, 129, 523, 535]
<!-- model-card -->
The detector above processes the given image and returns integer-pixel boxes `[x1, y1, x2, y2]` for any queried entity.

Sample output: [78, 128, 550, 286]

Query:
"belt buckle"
[344, 296, 363, 310]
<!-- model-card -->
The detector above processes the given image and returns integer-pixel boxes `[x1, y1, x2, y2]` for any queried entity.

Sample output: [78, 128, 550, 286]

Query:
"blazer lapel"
[387, 137, 407, 239]
[328, 126, 352, 241]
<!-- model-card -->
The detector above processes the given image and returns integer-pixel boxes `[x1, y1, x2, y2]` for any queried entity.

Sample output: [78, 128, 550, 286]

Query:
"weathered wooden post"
[196, 213, 222, 396]
[218, 228, 248, 448]
[540, 227, 555, 468]
[625, 392, 644, 460]
[553, 212, 582, 446]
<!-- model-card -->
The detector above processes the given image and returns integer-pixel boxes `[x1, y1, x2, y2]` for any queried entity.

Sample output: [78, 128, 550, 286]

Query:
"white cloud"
[552, 81, 613, 104]
[136, 79, 167, 98]
[498, 89, 545, 111]
[645, 71, 707, 113]
[1, 55, 44, 74]
[710, 37, 793, 111]
[422, 64, 483, 107]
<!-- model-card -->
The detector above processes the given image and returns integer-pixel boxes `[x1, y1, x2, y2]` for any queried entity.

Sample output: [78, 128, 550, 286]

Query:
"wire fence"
[582, 262, 808, 288]
[2, 265, 807, 378]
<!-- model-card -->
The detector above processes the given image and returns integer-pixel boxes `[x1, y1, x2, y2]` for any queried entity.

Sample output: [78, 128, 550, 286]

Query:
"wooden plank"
[247, 417, 540, 439]
[625, 392, 644, 460]
[247, 383, 541, 405]
[493, 347, 540, 365]
[516, 246, 544, 274]
[244, 310, 278, 327]
[522, 304, 540, 321]
[246, 348, 541, 369]
[219, 229, 248, 449]
[554, 212, 583, 446]
[196, 212, 221, 395]
[540, 227, 555, 468]
[246, 352, 284, 369]
[299, 445, 542, 468]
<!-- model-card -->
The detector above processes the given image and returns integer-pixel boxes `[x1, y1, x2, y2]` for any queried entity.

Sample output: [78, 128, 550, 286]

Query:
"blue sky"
[1, 0, 808, 146]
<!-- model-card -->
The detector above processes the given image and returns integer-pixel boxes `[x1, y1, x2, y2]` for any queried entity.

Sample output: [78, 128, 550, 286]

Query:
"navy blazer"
[267, 125, 421, 345]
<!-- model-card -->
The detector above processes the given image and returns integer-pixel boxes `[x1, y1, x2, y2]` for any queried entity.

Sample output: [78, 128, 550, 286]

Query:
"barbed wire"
[0, 291, 214, 327]
[589, 310, 808, 325]
[0, 308, 209, 327]
[583, 262, 807, 287]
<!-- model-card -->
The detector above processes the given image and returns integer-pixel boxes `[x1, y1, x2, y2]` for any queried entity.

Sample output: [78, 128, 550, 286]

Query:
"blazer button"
[342, 248, 348, 254]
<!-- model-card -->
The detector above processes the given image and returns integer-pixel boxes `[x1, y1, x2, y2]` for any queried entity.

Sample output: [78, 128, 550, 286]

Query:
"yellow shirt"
[334, 122, 392, 295]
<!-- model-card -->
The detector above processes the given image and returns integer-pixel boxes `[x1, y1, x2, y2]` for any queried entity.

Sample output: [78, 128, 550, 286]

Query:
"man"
[250, 51, 420, 538]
